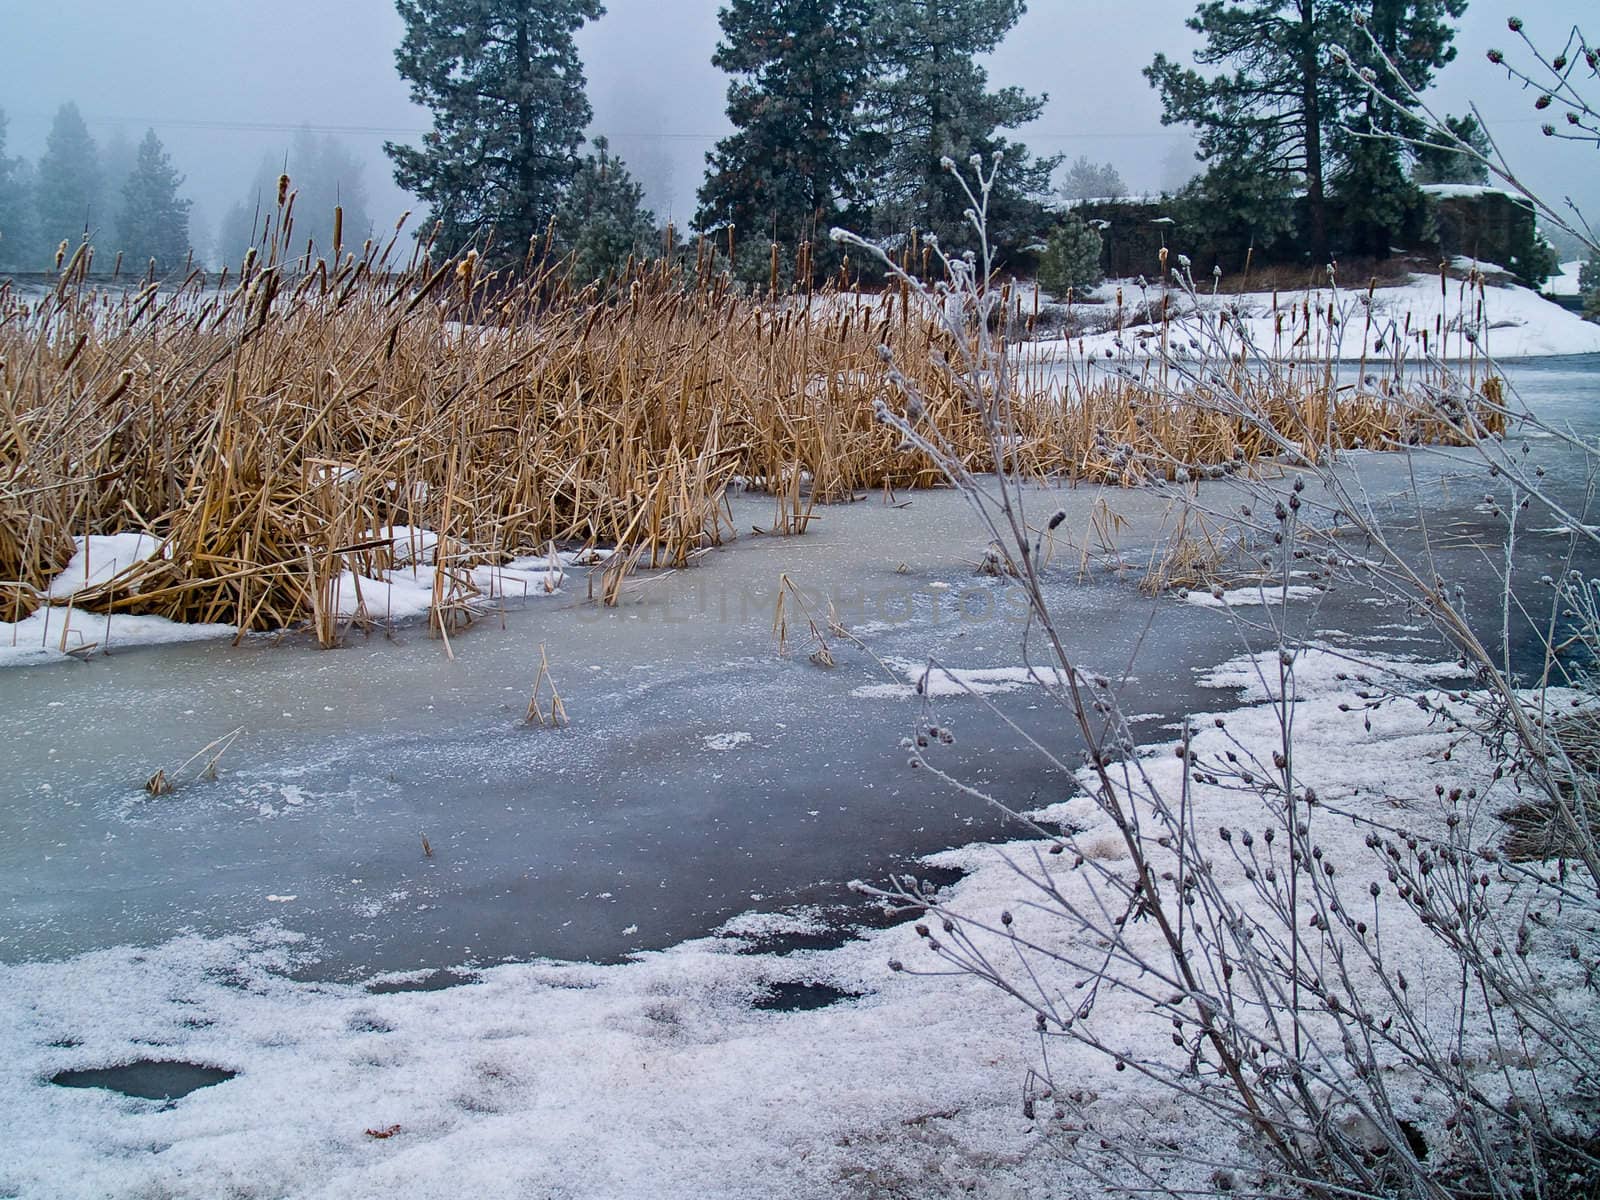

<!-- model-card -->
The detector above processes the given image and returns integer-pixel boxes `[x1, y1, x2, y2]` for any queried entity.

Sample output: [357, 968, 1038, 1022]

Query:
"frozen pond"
[3, 356, 1599, 980]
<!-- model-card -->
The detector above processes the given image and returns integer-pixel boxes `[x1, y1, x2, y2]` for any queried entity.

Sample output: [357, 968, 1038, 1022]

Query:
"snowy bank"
[0, 607, 236, 669]
[0, 648, 1587, 1198]
[3, 531, 608, 669]
[1027, 273, 1600, 363]
[1548, 259, 1585, 298]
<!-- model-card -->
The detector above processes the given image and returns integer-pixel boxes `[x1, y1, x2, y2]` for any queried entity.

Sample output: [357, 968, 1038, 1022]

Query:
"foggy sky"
[1, 1, 1593, 257]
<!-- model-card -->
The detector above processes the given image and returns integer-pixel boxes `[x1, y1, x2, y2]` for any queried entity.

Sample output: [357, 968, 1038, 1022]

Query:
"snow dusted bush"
[840, 155, 1600, 1197]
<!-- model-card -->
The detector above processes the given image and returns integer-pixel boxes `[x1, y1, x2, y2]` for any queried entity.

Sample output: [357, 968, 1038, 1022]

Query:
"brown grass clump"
[0, 195, 1498, 645]
[1502, 709, 1600, 862]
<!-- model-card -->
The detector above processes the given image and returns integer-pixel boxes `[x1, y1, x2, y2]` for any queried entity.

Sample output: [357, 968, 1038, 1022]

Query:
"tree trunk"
[1298, 0, 1329, 261]
[515, 14, 536, 224]
[929, 5, 944, 237]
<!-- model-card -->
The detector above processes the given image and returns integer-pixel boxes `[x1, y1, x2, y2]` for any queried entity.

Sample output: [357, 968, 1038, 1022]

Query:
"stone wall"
[1424, 187, 1538, 270]
[1066, 187, 1542, 280]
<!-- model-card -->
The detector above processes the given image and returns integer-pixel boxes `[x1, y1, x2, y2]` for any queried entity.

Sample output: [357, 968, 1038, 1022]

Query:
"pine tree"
[215, 134, 371, 267]
[116, 130, 192, 276]
[34, 102, 102, 254]
[385, 0, 604, 262]
[1146, 1, 1465, 262]
[1411, 113, 1490, 184]
[695, 0, 875, 262]
[99, 130, 138, 245]
[1060, 156, 1126, 203]
[217, 179, 272, 266]
[863, 0, 1058, 255]
[1173, 159, 1300, 269]
[1037, 216, 1103, 294]
[288, 129, 373, 260]
[555, 138, 658, 284]
[1580, 254, 1600, 302]
[0, 107, 39, 271]
[1332, 0, 1465, 256]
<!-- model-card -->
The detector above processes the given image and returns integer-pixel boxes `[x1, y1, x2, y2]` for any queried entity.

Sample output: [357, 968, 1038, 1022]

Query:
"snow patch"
[1183, 583, 1321, 608]
[851, 656, 1083, 700]
[45, 533, 164, 600]
[0, 607, 235, 669]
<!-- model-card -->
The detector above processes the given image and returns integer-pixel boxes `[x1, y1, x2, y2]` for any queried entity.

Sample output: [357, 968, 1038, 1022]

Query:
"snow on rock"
[1417, 183, 1515, 200]
[0, 650, 1584, 1198]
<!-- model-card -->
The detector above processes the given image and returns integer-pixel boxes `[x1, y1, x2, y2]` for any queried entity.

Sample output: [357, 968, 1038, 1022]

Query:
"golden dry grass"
[0, 199, 1499, 644]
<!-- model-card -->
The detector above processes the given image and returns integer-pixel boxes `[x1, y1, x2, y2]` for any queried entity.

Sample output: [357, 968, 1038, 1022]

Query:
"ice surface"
[1182, 582, 1321, 608]
[1, 359, 1597, 1196]
[3, 648, 1591, 1199]
[851, 656, 1082, 699]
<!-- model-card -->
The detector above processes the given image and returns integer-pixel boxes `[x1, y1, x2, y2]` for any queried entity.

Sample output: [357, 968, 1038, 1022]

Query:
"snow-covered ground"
[1026, 272, 1600, 363]
[1, 645, 1585, 1198]
[1548, 259, 1585, 298]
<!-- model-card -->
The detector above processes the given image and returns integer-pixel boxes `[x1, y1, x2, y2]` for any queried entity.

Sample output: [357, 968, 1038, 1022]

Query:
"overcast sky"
[1, 1, 1592, 256]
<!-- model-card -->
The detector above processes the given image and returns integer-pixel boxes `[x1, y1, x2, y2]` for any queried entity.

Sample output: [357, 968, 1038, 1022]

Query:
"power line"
[8, 109, 1556, 143]
[10, 109, 1196, 142]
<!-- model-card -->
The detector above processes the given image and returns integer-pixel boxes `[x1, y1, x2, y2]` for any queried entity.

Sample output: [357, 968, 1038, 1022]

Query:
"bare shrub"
[838, 150, 1600, 1197]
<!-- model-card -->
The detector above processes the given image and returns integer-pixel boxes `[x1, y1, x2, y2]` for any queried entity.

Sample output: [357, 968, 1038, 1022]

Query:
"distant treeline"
[0, 103, 372, 276]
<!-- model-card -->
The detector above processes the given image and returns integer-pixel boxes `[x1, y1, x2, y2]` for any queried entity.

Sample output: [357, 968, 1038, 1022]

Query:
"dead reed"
[0, 192, 1496, 644]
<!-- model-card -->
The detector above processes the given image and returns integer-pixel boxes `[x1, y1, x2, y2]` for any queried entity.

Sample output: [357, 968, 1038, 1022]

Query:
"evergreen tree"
[0, 107, 39, 271]
[1332, 0, 1465, 256]
[116, 130, 192, 276]
[216, 134, 372, 267]
[555, 137, 658, 284]
[34, 102, 102, 254]
[695, 0, 875, 263]
[288, 128, 373, 259]
[99, 130, 138, 243]
[1146, 1, 1466, 262]
[1060, 156, 1126, 203]
[217, 193, 267, 266]
[1037, 215, 1103, 294]
[385, 0, 604, 262]
[1172, 159, 1299, 270]
[1580, 253, 1600, 302]
[862, 0, 1058, 255]
[1412, 112, 1491, 184]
